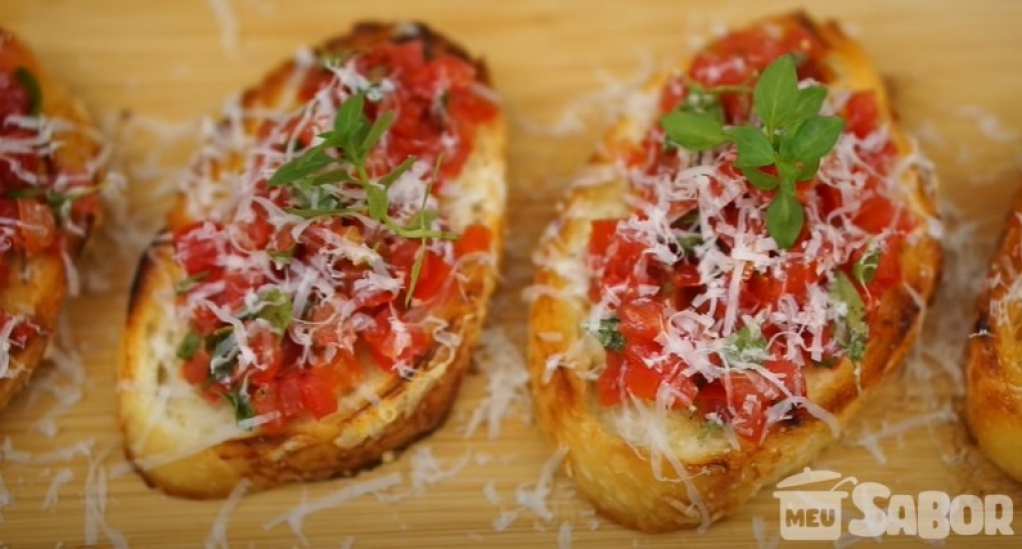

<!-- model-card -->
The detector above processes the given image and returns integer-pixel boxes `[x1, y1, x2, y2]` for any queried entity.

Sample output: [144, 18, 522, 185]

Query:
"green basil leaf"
[175, 332, 201, 360]
[739, 166, 780, 190]
[753, 55, 798, 132]
[269, 146, 334, 187]
[174, 271, 209, 295]
[334, 92, 366, 137]
[787, 116, 845, 164]
[224, 387, 255, 423]
[255, 288, 293, 334]
[660, 110, 729, 151]
[776, 160, 800, 191]
[14, 67, 41, 116]
[766, 191, 804, 249]
[726, 126, 775, 168]
[588, 317, 626, 352]
[360, 110, 395, 154]
[853, 245, 880, 284]
[723, 323, 769, 364]
[284, 206, 356, 219]
[795, 158, 821, 182]
[405, 244, 427, 306]
[364, 183, 390, 221]
[677, 234, 703, 254]
[831, 271, 868, 367]
[378, 156, 417, 189]
[790, 85, 828, 123]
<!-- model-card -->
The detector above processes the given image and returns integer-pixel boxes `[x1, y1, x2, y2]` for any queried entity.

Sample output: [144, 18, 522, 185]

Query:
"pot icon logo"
[773, 467, 858, 541]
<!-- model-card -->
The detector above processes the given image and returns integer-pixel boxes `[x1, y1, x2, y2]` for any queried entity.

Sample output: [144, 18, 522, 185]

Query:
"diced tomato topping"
[181, 348, 212, 386]
[174, 221, 223, 276]
[16, 199, 56, 252]
[454, 224, 491, 257]
[617, 298, 666, 341]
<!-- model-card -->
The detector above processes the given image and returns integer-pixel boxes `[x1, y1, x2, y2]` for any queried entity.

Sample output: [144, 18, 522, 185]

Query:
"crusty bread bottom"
[118, 22, 506, 498]
[527, 13, 943, 532]
[0, 30, 102, 412]
[967, 190, 1022, 483]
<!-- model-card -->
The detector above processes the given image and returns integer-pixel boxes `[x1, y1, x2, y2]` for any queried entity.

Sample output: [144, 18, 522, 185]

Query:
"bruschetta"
[0, 28, 104, 411]
[119, 22, 505, 498]
[527, 12, 941, 532]
[967, 190, 1022, 482]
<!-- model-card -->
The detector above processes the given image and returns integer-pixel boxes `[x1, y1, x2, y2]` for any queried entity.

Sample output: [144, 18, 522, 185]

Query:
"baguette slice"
[527, 12, 941, 532]
[967, 190, 1022, 482]
[0, 29, 104, 411]
[119, 22, 505, 498]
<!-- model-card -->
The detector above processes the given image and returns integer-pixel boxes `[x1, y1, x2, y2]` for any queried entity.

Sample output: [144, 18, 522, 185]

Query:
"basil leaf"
[364, 183, 390, 221]
[776, 160, 800, 191]
[224, 387, 255, 423]
[726, 126, 775, 168]
[786, 116, 845, 164]
[589, 317, 626, 352]
[677, 234, 703, 254]
[660, 110, 729, 151]
[795, 158, 821, 182]
[176, 332, 201, 360]
[174, 271, 209, 295]
[14, 67, 41, 116]
[334, 92, 366, 137]
[284, 206, 356, 219]
[853, 245, 880, 284]
[361, 110, 395, 154]
[766, 191, 804, 249]
[740, 166, 780, 190]
[831, 271, 869, 367]
[378, 156, 416, 188]
[255, 288, 292, 334]
[269, 146, 334, 187]
[753, 55, 798, 132]
[790, 85, 828, 123]
[723, 323, 769, 364]
[405, 244, 427, 305]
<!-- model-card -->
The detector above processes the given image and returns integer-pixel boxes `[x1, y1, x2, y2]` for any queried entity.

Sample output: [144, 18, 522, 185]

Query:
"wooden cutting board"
[1, 0, 1021, 547]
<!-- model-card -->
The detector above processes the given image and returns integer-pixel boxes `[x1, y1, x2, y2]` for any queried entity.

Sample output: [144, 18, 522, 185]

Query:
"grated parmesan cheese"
[41, 468, 73, 511]
[82, 445, 128, 549]
[852, 407, 957, 465]
[263, 473, 402, 541]
[205, 0, 240, 58]
[204, 478, 251, 549]
[558, 521, 573, 549]
[463, 328, 532, 439]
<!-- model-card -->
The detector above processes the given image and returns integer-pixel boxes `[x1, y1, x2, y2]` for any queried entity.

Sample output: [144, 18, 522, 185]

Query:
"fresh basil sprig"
[268, 91, 455, 293]
[660, 54, 845, 249]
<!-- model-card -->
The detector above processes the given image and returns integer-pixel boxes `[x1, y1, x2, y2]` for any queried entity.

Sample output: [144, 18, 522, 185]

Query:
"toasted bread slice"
[527, 12, 941, 532]
[119, 22, 505, 498]
[968, 190, 1022, 482]
[0, 29, 104, 411]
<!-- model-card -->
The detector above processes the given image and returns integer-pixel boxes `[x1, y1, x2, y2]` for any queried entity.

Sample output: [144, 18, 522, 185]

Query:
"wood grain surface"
[1, 1, 1021, 547]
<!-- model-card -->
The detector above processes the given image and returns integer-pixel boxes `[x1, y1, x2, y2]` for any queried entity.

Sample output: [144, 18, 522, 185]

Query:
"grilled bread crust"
[119, 22, 505, 498]
[527, 12, 941, 532]
[0, 29, 103, 411]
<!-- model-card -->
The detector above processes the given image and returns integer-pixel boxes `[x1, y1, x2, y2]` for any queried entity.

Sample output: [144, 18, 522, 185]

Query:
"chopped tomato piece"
[454, 224, 491, 257]
[174, 221, 223, 276]
[409, 250, 452, 302]
[617, 298, 666, 341]
[596, 352, 626, 407]
[299, 373, 338, 420]
[844, 91, 881, 139]
[181, 348, 211, 386]
[17, 199, 56, 252]
[247, 324, 284, 385]
[363, 310, 428, 373]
